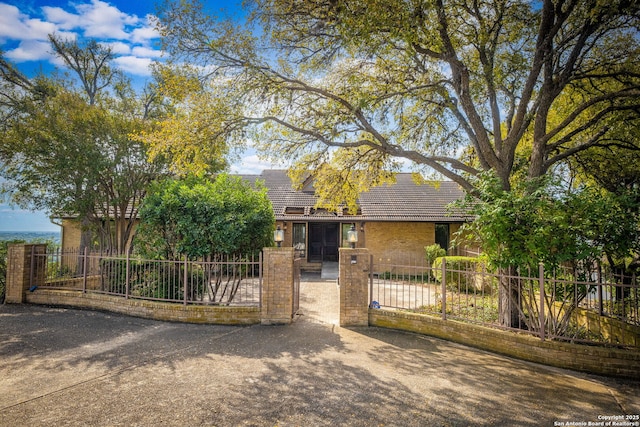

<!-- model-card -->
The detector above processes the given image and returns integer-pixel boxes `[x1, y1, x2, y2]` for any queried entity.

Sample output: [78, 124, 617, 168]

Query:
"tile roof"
[244, 170, 471, 222]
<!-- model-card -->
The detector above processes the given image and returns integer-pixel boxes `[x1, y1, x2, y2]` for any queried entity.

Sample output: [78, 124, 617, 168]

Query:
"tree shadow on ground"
[1, 305, 637, 427]
[350, 326, 640, 425]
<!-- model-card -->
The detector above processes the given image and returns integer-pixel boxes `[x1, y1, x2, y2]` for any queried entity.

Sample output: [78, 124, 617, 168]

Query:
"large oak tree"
[150, 0, 640, 327]
[153, 0, 639, 192]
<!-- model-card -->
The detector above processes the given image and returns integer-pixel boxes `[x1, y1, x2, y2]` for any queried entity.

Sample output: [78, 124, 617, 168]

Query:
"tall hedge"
[135, 174, 275, 259]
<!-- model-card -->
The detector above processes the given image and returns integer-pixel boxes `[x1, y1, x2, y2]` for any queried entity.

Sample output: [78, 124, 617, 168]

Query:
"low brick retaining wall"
[369, 309, 640, 380]
[26, 289, 260, 325]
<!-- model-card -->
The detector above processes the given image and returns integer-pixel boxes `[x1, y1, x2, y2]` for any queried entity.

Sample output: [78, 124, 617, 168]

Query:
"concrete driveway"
[1, 284, 638, 426]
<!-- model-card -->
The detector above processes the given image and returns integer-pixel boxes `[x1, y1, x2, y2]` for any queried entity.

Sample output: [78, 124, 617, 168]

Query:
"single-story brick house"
[60, 170, 474, 266]
[246, 170, 473, 269]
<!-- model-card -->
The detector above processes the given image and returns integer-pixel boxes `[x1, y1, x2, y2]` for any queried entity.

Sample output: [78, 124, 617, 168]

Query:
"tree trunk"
[498, 266, 522, 329]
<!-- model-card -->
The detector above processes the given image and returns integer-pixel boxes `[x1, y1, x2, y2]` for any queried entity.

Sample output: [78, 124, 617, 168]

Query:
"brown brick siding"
[61, 218, 82, 250]
[26, 289, 260, 325]
[339, 248, 370, 326]
[366, 222, 435, 263]
[261, 247, 295, 324]
[5, 244, 47, 304]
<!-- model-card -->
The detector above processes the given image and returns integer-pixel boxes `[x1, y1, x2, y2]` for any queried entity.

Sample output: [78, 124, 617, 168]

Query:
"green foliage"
[100, 258, 128, 294]
[432, 256, 487, 293]
[456, 172, 640, 271]
[425, 244, 446, 263]
[0, 38, 172, 254]
[154, 0, 640, 211]
[100, 258, 205, 301]
[415, 294, 499, 324]
[135, 174, 275, 259]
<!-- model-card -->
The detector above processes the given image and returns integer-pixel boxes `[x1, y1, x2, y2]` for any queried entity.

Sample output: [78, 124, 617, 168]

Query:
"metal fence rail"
[34, 249, 262, 307]
[371, 258, 639, 348]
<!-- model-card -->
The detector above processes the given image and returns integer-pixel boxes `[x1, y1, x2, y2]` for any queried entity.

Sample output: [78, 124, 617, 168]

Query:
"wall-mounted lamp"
[347, 224, 358, 249]
[274, 225, 284, 247]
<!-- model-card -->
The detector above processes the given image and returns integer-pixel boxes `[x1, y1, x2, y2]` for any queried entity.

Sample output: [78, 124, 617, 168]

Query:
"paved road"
[0, 280, 638, 426]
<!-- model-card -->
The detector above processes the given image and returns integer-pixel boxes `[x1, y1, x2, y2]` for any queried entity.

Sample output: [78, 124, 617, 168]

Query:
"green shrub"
[100, 258, 128, 294]
[100, 258, 206, 301]
[135, 174, 274, 260]
[425, 244, 447, 264]
[432, 256, 492, 293]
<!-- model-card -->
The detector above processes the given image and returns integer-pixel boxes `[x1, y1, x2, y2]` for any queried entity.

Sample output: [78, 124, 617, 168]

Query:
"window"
[293, 223, 306, 258]
[435, 223, 449, 252]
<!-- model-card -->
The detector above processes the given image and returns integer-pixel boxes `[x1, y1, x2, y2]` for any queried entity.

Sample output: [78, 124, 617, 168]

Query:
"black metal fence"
[35, 248, 262, 306]
[370, 257, 639, 348]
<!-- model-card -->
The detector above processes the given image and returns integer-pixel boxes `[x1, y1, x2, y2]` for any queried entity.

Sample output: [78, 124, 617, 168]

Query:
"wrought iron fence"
[34, 248, 262, 307]
[370, 257, 639, 348]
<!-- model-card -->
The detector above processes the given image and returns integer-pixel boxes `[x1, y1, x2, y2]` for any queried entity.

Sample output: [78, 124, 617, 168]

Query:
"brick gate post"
[5, 243, 48, 304]
[339, 248, 370, 327]
[261, 247, 295, 325]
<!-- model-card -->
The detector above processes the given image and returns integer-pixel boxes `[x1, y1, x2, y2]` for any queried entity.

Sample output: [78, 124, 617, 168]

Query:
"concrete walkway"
[1, 279, 638, 426]
[320, 262, 339, 280]
[299, 272, 340, 324]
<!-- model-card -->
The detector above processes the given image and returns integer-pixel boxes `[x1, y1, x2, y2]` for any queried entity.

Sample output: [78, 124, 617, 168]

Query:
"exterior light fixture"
[274, 225, 284, 247]
[347, 224, 358, 249]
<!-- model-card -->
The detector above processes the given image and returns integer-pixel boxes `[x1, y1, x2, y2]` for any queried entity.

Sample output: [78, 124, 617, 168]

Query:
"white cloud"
[74, 0, 137, 39]
[113, 55, 153, 76]
[230, 154, 284, 175]
[131, 46, 162, 58]
[0, 1, 162, 75]
[5, 39, 53, 62]
[104, 41, 131, 55]
[0, 4, 57, 41]
[42, 6, 81, 30]
[131, 24, 159, 45]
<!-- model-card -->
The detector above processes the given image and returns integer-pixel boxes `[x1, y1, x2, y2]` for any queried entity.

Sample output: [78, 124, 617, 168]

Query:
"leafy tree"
[134, 174, 274, 304]
[0, 37, 170, 254]
[151, 0, 639, 193]
[459, 172, 640, 327]
[134, 174, 275, 259]
[150, 0, 640, 327]
[569, 142, 640, 279]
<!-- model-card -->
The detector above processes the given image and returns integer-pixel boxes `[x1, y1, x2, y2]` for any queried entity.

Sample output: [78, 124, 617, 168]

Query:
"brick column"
[5, 244, 47, 304]
[261, 247, 295, 325]
[339, 248, 370, 327]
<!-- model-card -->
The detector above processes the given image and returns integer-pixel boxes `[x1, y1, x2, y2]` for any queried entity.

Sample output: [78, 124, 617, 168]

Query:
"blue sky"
[0, 0, 275, 232]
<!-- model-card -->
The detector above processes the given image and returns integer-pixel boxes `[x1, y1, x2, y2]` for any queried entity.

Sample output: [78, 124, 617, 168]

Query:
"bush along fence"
[370, 256, 640, 349]
[34, 247, 262, 307]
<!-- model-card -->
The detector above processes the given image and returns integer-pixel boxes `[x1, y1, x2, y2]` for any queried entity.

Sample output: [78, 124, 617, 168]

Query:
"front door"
[309, 223, 339, 262]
